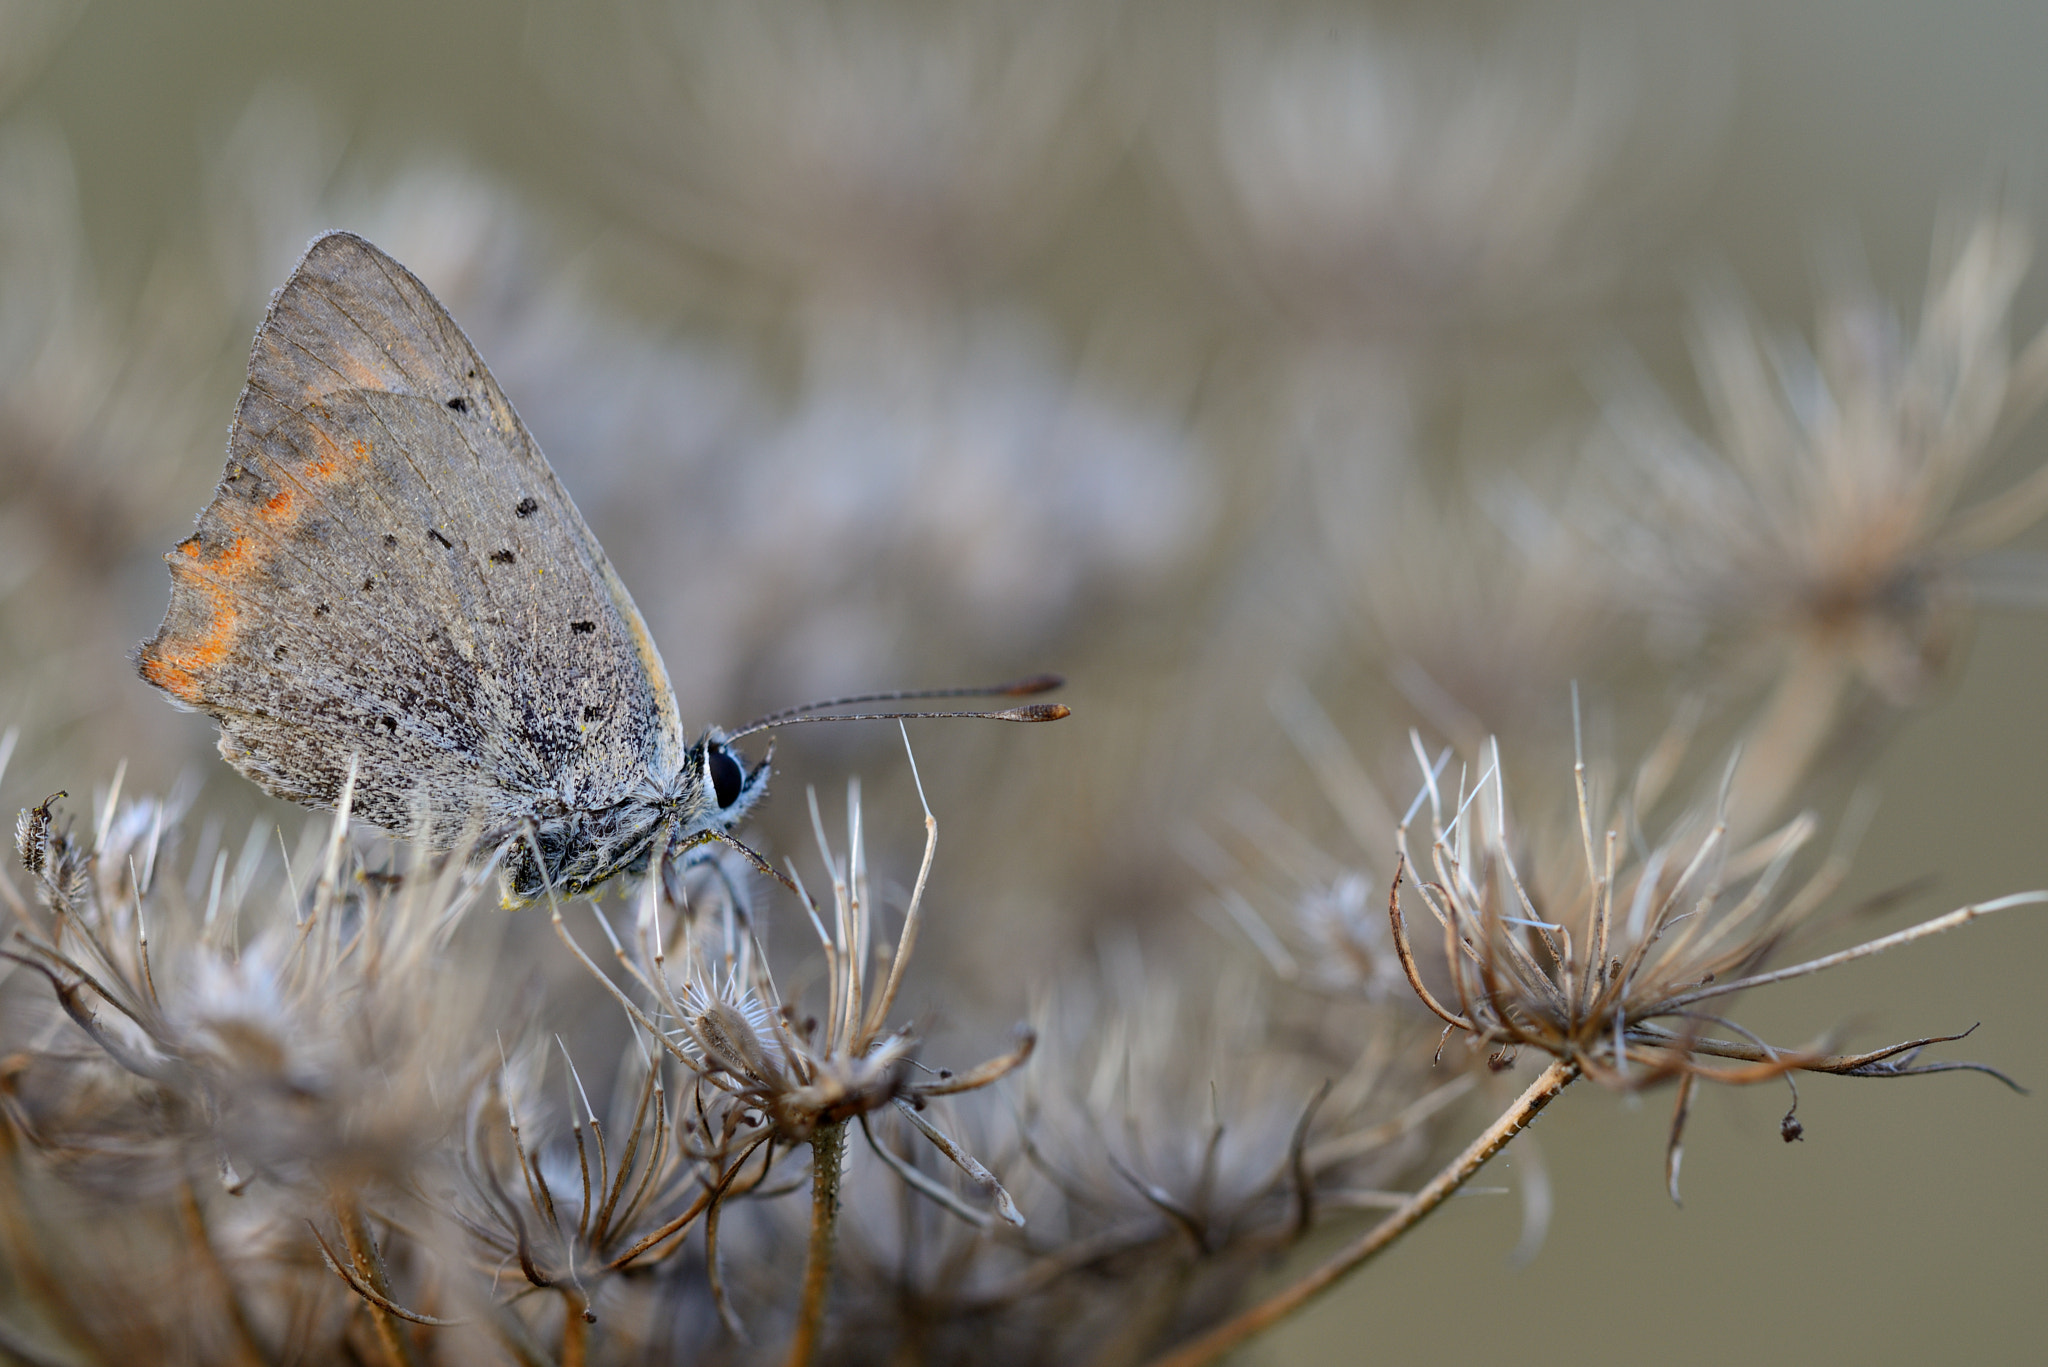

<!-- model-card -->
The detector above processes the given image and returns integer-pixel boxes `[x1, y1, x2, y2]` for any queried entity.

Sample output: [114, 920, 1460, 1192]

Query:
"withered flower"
[1586, 213, 2048, 827]
[756, 943, 1458, 1367]
[543, 747, 1033, 1360]
[1, 770, 511, 1363]
[1388, 732, 2043, 1200]
[1149, 729, 2045, 1367]
[1144, 2, 1718, 338]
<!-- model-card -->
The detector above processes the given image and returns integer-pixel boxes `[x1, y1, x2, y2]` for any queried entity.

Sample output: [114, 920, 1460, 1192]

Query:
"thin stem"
[1386, 855, 1470, 1031]
[1723, 641, 1849, 844]
[1142, 1059, 1579, 1367]
[1658, 889, 2048, 1011]
[176, 1184, 266, 1367]
[862, 741, 937, 1042]
[560, 1289, 589, 1367]
[335, 1198, 418, 1367]
[784, 1120, 849, 1367]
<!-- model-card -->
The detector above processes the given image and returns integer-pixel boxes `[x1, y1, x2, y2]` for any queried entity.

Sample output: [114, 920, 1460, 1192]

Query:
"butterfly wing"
[138, 231, 685, 848]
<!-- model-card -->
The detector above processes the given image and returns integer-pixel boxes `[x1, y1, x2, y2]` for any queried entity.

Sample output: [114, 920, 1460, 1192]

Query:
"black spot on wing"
[428, 528, 453, 549]
[570, 620, 595, 634]
[515, 496, 538, 518]
[490, 548, 516, 565]
[383, 533, 398, 547]
[446, 396, 469, 412]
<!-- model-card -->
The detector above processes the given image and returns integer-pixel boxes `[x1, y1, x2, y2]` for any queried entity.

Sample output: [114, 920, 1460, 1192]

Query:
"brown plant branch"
[1657, 890, 2048, 1012]
[784, 1118, 849, 1367]
[177, 1184, 267, 1366]
[1142, 1058, 1580, 1367]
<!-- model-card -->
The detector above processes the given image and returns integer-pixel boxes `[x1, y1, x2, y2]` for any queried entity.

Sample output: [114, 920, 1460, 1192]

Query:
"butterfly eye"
[706, 743, 745, 808]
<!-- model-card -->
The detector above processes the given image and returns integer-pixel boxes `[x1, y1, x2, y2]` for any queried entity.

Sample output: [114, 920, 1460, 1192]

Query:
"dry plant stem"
[785, 1119, 849, 1367]
[337, 1197, 418, 1367]
[1143, 1059, 1580, 1367]
[1723, 641, 1849, 843]
[176, 1183, 266, 1367]
[862, 804, 937, 1041]
[560, 1289, 588, 1367]
[1658, 888, 2048, 1012]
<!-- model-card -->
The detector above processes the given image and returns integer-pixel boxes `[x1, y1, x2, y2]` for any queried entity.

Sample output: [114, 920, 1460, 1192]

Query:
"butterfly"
[138, 232, 1062, 903]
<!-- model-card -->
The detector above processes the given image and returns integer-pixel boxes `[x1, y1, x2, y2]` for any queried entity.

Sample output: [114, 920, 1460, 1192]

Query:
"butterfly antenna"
[726, 674, 1067, 742]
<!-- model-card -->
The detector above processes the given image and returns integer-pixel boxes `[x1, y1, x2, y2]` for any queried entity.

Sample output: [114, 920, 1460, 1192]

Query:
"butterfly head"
[683, 731, 773, 837]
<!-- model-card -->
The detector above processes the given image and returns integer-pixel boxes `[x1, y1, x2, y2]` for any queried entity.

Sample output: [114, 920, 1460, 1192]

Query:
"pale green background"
[10, 2, 2048, 1363]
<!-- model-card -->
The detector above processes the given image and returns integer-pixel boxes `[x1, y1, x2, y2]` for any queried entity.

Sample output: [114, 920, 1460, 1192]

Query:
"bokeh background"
[4, 0, 2047, 1362]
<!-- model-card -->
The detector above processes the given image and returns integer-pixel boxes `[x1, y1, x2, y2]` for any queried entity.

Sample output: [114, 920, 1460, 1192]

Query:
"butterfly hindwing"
[138, 231, 685, 847]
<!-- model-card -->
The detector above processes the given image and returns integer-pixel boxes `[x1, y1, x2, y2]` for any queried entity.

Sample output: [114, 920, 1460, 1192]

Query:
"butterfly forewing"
[138, 231, 685, 848]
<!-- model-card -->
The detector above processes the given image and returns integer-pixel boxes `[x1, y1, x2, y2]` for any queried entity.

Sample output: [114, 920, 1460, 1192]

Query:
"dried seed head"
[1588, 214, 2048, 700]
[14, 790, 87, 904]
[536, 765, 1033, 1282]
[4, 787, 509, 1190]
[14, 792, 55, 874]
[1146, 5, 1722, 339]
[1388, 732, 2043, 1198]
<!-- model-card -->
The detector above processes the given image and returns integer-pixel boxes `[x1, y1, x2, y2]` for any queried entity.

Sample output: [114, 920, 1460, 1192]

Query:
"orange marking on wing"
[178, 537, 201, 558]
[334, 353, 389, 391]
[141, 574, 242, 705]
[187, 536, 256, 581]
[263, 487, 295, 518]
[138, 652, 199, 702]
[302, 424, 370, 481]
[306, 426, 346, 478]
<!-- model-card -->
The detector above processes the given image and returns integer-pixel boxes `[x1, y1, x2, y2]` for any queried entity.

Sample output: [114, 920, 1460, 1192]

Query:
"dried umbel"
[666, 940, 1449, 1367]
[1596, 216, 2048, 673]
[1139, 727, 2046, 1367]
[1, 676, 1457, 1367]
[0, 749, 1036, 1363]
[5, 652, 2042, 1367]
[577, 0, 1122, 288]
[5, 782, 502, 1173]
[1585, 214, 2048, 829]
[1388, 734, 2043, 1199]
[523, 760, 1038, 1358]
[1144, 2, 1719, 338]
[0, 770, 516, 1364]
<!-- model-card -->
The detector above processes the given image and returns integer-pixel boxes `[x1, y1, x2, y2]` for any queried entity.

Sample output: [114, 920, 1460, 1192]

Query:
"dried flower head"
[0, 748, 1042, 1362]
[774, 942, 1455, 1366]
[573, 0, 1122, 290]
[528, 749, 1036, 1352]
[10, 792, 498, 1163]
[1585, 214, 2048, 823]
[0, 769, 526, 1362]
[1145, 3, 1719, 338]
[1388, 730, 2045, 1202]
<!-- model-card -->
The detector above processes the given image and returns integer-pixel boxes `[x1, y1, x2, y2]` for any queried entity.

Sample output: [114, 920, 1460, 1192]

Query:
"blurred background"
[3, 0, 2047, 1361]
